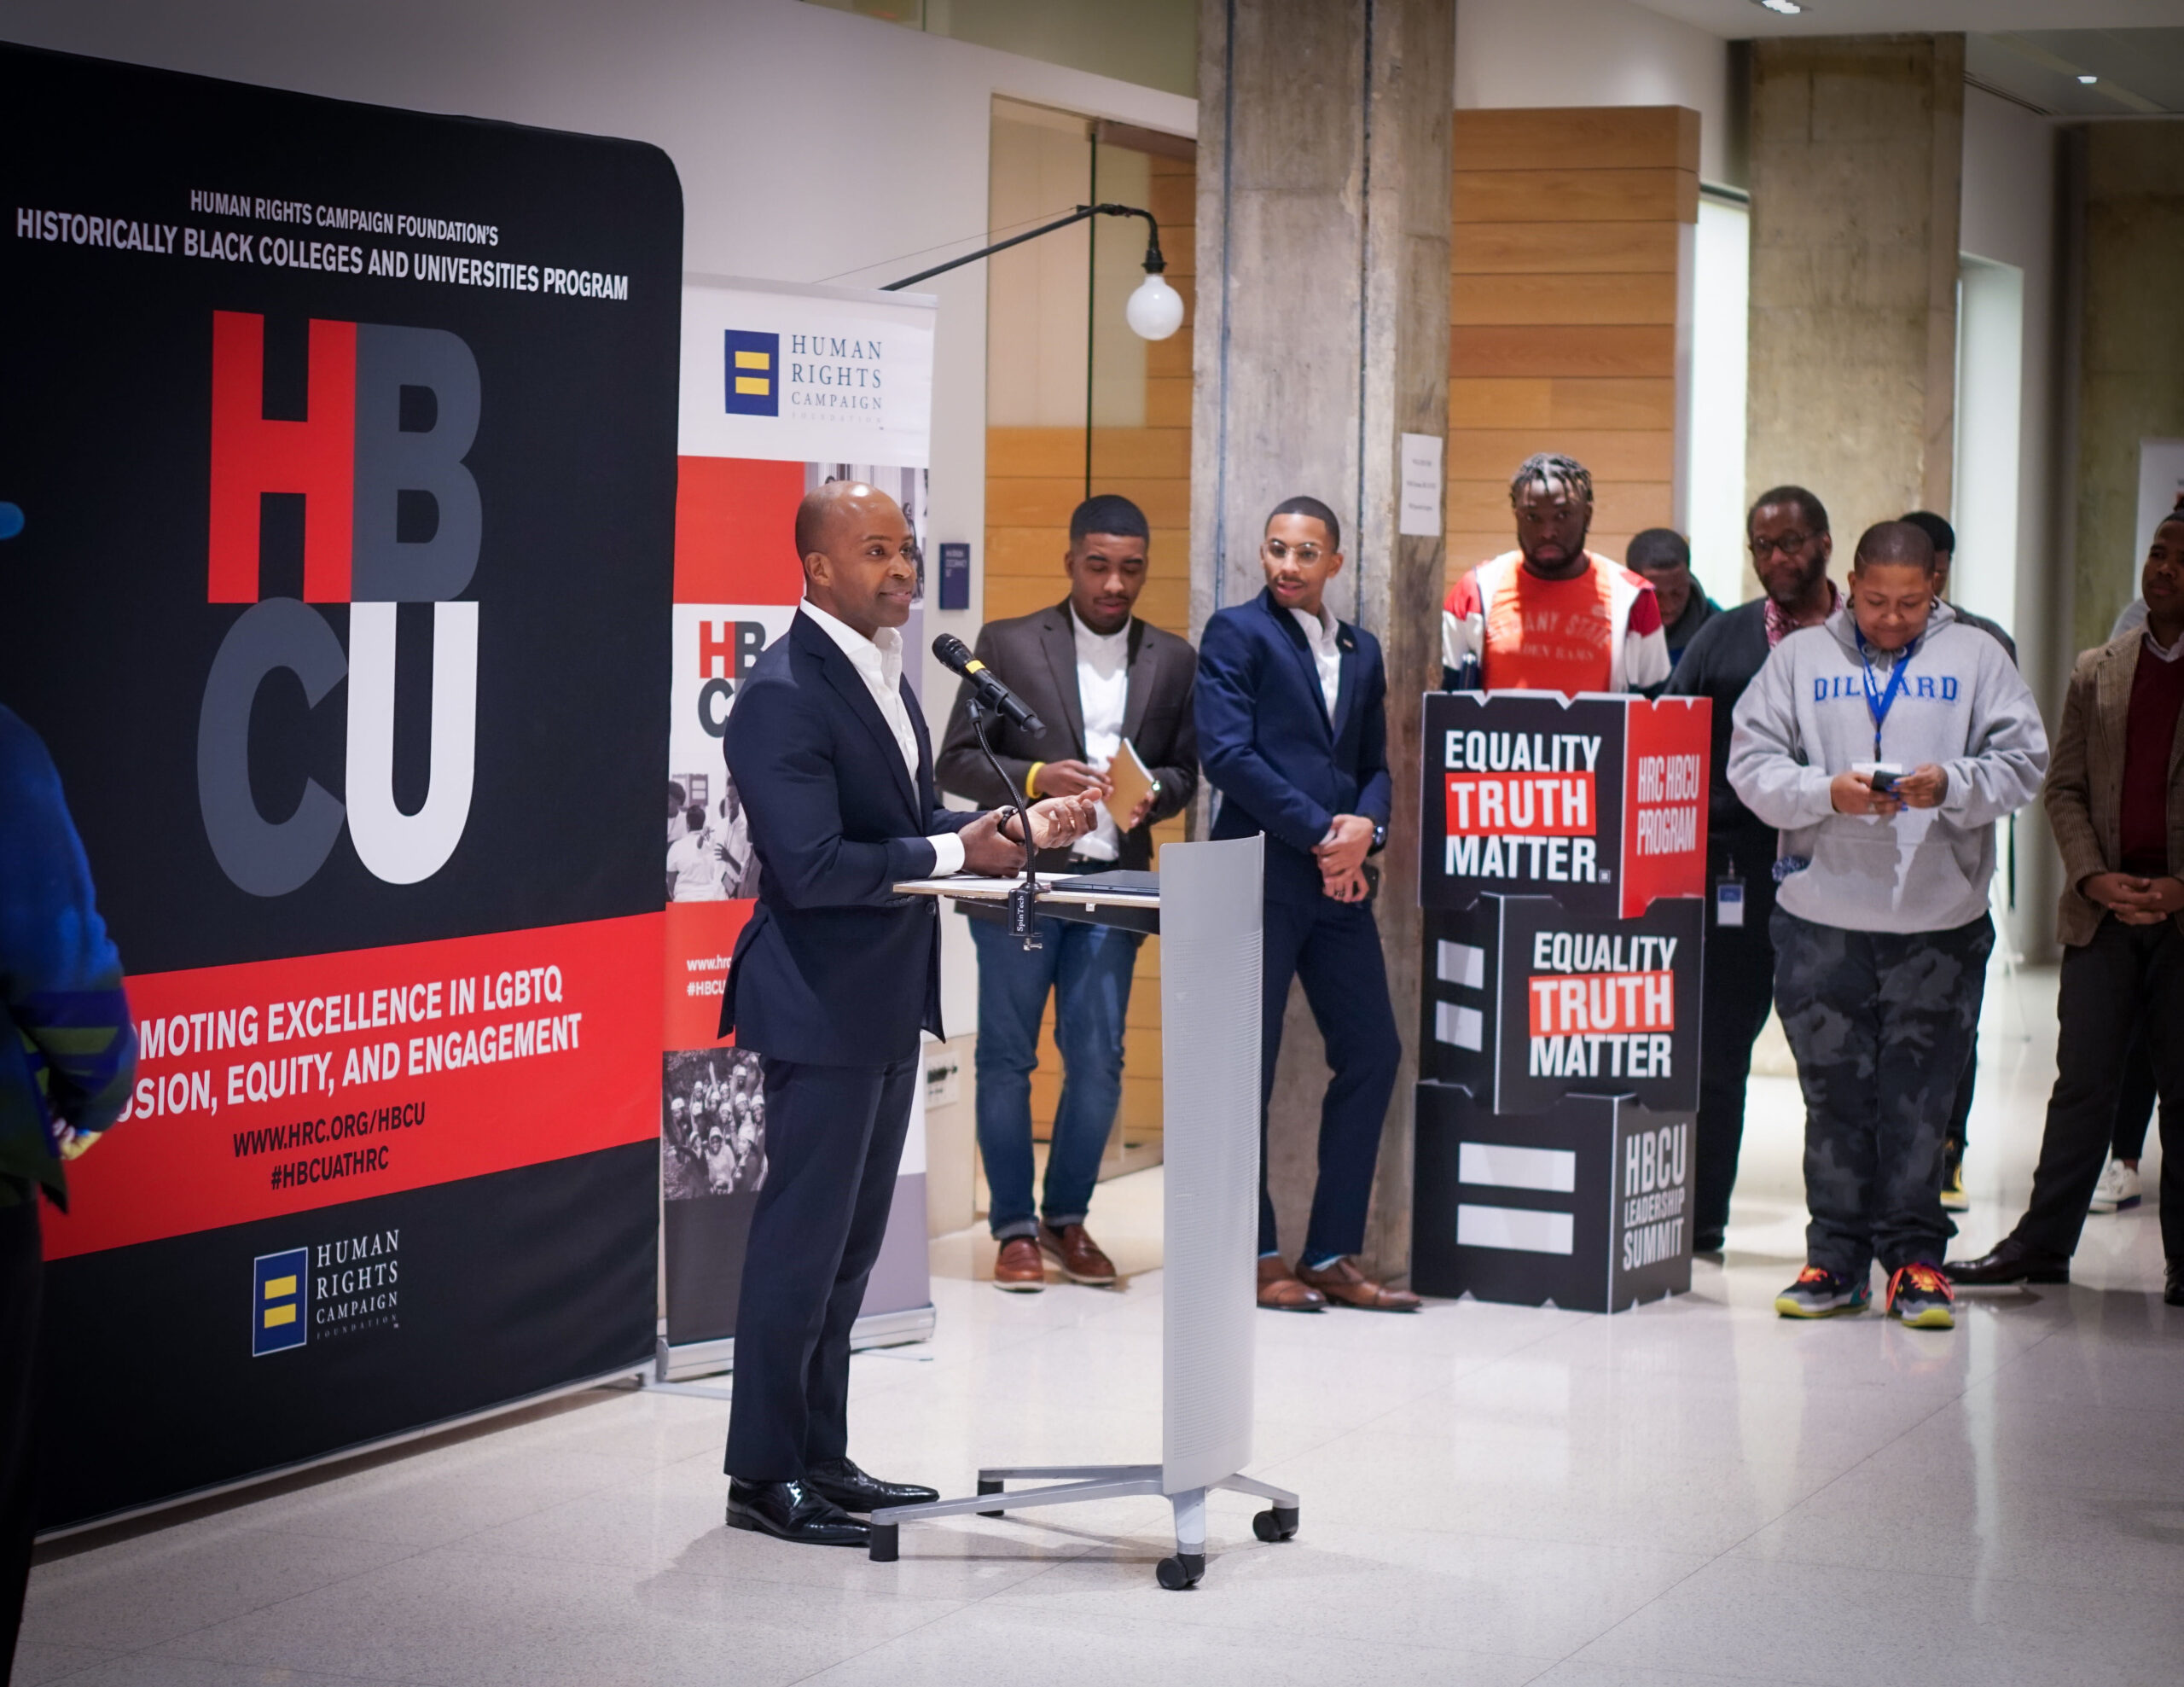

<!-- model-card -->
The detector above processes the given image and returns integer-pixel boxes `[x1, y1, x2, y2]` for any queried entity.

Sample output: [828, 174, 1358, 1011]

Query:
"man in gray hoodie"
[1728, 522, 2049, 1330]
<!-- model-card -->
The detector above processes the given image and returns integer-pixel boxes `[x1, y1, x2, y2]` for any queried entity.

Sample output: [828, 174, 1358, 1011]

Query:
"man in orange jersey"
[1441, 453, 1670, 696]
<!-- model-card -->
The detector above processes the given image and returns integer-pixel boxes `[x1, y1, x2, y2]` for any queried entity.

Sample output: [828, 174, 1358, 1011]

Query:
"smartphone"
[1869, 767, 1902, 794]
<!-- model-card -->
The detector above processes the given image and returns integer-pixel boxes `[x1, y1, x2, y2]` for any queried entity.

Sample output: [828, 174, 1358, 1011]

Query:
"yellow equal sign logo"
[253, 1248, 308, 1356]
[723, 330, 781, 416]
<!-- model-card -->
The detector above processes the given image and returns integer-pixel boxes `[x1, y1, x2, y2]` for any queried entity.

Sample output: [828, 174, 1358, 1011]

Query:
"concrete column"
[1746, 35, 1964, 553]
[1193, 0, 1453, 1278]
[2069, 122, 2184, 653]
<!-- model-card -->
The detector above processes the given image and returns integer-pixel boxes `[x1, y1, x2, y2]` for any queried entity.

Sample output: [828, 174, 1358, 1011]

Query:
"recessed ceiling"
[1628, 0, 2184, 115]
[1630, 0, 2184, 38]
[1969, 30, 2184, 114]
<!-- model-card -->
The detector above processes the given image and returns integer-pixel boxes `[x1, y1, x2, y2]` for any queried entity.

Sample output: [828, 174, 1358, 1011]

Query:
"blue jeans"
[970, 914, 1141, 1239]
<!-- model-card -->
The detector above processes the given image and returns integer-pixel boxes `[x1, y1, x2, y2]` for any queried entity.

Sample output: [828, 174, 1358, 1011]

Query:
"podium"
[1413, 691, 1711, 1313]
[880, 836, 1297, 1589]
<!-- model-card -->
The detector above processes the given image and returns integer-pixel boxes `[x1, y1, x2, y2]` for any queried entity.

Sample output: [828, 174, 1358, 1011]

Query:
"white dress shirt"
[797, 600, 964, 876]
[1289, 603, 1343, 720]
[1070, 605, 1130, 861]
[1290, 602, 1352, 851]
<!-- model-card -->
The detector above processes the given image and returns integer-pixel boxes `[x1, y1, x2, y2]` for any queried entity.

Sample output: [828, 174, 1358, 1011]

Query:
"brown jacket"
[934, 603, 1197, 872]
[2046, 631, 2184, 946]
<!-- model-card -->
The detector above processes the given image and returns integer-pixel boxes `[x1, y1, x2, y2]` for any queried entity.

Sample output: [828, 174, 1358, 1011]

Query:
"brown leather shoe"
[1038, 1222, 1117, 1286]
[1294, 1255, 1422, 1312]
[1257, 1254, 1326, 1312]
[993, 1236, 1046, 1292]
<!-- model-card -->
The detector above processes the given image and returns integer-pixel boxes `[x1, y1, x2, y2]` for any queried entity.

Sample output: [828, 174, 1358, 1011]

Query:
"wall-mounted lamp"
[883, 201, 1184, 341]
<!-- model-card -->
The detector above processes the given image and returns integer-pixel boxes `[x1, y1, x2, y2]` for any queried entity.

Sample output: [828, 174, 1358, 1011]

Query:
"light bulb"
[1124, 272, 1185, 340]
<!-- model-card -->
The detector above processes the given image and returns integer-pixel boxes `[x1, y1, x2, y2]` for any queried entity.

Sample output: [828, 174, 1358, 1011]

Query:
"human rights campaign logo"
[252, 1248, 308, 1356]
[723, 330, 780, 416]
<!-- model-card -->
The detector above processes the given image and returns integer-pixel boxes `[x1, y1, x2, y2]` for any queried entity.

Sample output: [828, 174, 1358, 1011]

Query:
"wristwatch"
[1370, 823, 1387, 853]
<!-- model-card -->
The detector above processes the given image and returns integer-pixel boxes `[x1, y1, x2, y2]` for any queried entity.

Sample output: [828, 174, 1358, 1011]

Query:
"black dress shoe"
[1943, 1236, 2070, 1287]
[804, 1457, 938, 1514]
[725, 1478, 869, 1546]
[2165, 1260, 2183, 1308]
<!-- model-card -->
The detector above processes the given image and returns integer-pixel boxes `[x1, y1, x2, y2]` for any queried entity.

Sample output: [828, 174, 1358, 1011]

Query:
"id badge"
[1716, 874, 1745, 928]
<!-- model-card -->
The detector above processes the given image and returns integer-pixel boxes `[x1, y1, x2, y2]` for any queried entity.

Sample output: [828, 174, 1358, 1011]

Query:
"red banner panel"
[1616, 699, 1711, 916]
[44, 915, 661, 1261]
[673, 455, 806, 604]
[663, 898, 751, 1050]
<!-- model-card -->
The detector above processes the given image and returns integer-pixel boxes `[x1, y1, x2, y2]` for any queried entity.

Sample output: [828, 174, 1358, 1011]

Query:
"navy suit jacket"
[718, 610, 981, 1066]
[1196, 587, 1391, 903]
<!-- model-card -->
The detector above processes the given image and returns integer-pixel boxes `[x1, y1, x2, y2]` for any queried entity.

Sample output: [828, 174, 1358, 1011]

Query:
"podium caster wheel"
[1252, 1507, 1298, 1543]
[1155, 1552, 1204, 1591]
[868, 1522, 898, 1563]
[977, 1477, 1003, 1519]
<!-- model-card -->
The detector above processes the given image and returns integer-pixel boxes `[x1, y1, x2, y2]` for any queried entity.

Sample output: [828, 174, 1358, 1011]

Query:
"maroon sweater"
[2119, 640, 2184, 876]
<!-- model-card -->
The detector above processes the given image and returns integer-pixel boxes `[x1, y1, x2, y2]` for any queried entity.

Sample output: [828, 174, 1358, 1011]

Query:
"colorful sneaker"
[2088, 1157, 2142, 1214]
[1774, 1265, 1869, 1318]
[1940, 1153, 1970, 1213]
[1886, 1262, 1956, 1329]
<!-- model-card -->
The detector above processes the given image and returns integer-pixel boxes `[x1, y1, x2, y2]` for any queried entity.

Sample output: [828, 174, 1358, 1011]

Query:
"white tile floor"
[21, 963, 2184, 1687]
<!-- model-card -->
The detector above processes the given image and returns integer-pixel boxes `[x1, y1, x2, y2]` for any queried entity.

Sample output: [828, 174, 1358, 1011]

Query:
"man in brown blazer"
[1948, 513, 2184, 1303]
[936, 495, 1198, 1292]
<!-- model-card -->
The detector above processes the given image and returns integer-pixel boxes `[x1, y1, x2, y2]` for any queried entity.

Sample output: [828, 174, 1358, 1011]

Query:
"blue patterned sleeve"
[0, 706, 136, 1195]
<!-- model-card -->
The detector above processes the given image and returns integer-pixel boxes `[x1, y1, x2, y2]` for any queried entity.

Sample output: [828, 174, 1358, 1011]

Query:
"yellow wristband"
[1025, 761, 1046, 798]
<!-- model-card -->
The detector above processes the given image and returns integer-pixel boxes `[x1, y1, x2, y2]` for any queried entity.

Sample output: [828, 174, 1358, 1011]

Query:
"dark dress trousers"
[935, 601, 1199, 868]
[717, 609, 980, 1480]
[1196, 587, 1401, 1261]
[1664, 601, 1780, 1249]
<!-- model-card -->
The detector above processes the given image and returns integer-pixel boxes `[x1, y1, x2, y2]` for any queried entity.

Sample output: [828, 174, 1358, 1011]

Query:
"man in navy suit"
[718, 481, 1097, 1547]
[1196, 497, 1418, 1313]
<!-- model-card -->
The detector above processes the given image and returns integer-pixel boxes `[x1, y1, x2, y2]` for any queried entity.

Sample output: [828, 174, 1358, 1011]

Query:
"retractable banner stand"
[659, 277, 938, 1378]
[1412, 692, 1711, 1313]
[0, 44, 682, 1528]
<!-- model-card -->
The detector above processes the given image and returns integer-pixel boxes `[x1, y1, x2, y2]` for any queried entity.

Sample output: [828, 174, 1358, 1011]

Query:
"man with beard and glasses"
[1664, 486, 1840, 1259]
[1947, 512, 2184, 1304]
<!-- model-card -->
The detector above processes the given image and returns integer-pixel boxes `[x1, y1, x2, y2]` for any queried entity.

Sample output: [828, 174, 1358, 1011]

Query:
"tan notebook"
[1102, 736, 1158, 831]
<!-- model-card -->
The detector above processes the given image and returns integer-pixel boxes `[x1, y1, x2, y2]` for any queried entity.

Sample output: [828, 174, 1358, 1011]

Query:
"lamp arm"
[882, 202, 1164, 292]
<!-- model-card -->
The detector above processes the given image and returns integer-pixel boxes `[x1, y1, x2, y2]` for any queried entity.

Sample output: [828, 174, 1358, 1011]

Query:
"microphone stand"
[966, 700, 1043, 950]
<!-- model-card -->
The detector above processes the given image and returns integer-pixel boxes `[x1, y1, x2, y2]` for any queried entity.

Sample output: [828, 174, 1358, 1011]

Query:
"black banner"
[2, 44, 682, 1527]
[1412, 1084, 1693, 1314]
[1421, 893, 1704, 1114]
[1420, 692, 1710, 920]
[39, 1144, 658, 1527]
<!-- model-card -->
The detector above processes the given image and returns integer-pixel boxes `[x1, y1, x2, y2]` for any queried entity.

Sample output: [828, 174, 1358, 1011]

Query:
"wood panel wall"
[984, 148, 1195, 1151]
[1446, 108, 1698, 587]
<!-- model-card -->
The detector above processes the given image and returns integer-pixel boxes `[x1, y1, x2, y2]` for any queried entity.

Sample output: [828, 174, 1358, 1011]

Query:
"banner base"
[653, 1303, 936, 1384]
[35, 1360, 650, 1547]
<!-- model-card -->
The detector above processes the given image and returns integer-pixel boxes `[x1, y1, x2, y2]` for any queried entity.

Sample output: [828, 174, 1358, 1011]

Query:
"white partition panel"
[1158, 835, 1264, 1494]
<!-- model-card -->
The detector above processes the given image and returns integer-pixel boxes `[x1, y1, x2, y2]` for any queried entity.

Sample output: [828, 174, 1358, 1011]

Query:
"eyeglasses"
[1262, 539, 1326, 565]
[1750, 533, 1815, 557]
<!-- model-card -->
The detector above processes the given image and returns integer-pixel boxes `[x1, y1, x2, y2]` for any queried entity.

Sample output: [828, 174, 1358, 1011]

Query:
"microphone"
[932, 634, 1044, 733]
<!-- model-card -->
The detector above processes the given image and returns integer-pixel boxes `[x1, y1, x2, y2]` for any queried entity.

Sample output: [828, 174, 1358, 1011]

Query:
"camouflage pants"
[1771, 909, 1993, 1278]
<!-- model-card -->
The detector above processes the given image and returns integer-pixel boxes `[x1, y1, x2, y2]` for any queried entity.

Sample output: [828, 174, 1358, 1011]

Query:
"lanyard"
[1853, 625, 1916, 760]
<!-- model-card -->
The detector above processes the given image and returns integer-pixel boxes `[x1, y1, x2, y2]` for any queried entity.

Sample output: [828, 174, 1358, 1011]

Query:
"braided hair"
[1508, 452, 1593, 508]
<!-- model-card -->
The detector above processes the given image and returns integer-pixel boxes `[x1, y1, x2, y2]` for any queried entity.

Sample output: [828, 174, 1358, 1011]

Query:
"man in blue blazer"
[717, 481, 1097, 1547]
[1196, 497, 1418, 1313]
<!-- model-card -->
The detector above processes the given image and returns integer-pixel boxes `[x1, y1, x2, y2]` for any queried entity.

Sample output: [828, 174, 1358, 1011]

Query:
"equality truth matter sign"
[1419, 692, 1711, 919]
[1, 44, 682, 1527]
